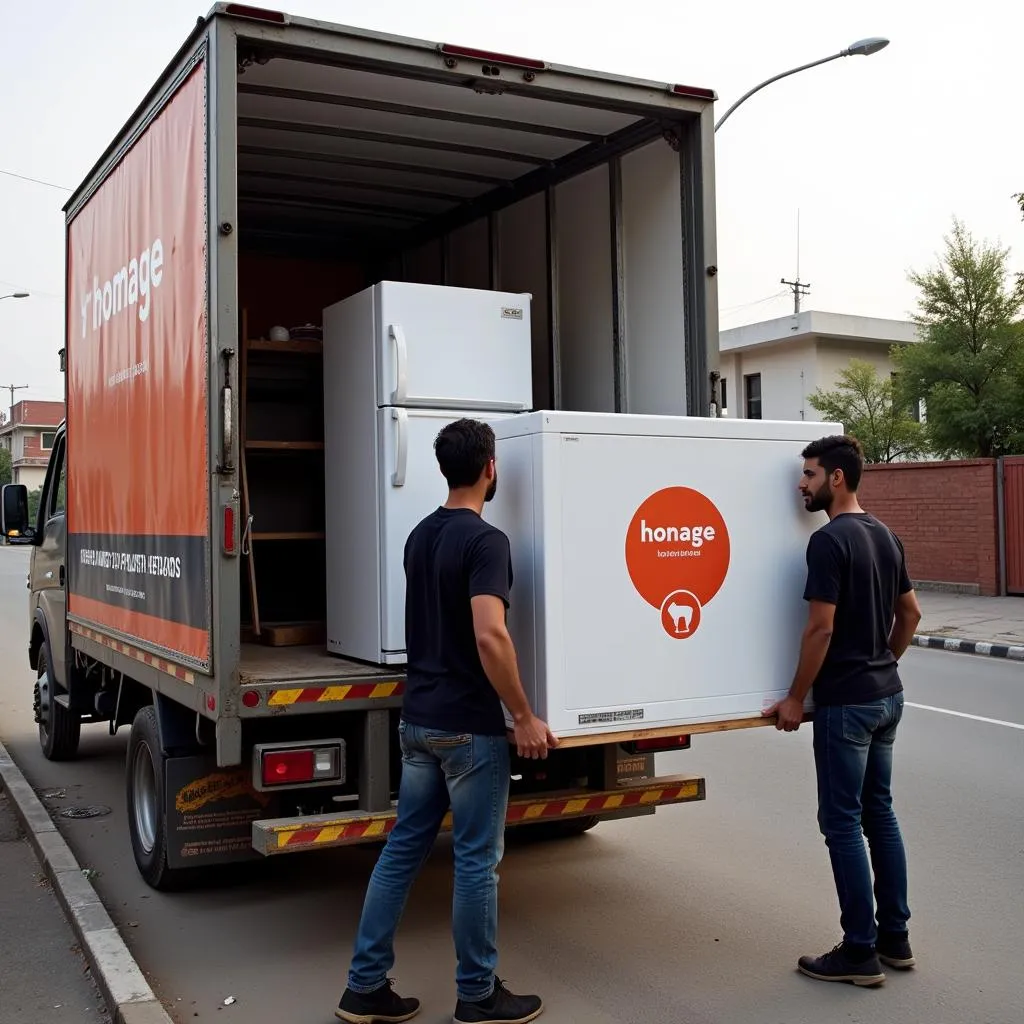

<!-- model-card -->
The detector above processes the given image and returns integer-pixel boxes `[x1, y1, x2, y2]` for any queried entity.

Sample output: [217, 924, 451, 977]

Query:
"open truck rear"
[4, 3, 828, 891]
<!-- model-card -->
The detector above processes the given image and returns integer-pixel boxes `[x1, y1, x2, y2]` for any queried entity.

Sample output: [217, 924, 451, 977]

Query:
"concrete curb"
[0, 739, 174, 1024]
[912, 633, 1024, 661]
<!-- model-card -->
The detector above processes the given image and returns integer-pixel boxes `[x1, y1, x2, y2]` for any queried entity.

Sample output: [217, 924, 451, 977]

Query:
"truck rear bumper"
[252, 774, 704, 855]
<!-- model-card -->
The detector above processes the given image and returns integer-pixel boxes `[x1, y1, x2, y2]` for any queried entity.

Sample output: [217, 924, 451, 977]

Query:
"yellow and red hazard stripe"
[69, 621, 195, 684]
[257, 778, 702, 854]
[266, 681, 404, 707]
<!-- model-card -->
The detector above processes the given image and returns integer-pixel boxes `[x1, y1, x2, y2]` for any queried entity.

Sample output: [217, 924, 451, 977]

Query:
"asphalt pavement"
[1, 545, 1023, 1024]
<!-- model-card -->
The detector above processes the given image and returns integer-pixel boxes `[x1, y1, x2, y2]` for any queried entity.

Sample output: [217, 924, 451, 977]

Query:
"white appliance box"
[485, 410, 843, 738]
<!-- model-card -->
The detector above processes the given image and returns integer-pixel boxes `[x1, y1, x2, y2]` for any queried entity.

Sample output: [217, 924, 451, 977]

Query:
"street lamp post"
[714, 37, 889, 132]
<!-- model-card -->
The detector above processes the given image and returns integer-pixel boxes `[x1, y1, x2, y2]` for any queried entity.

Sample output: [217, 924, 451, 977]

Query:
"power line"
[0, 168, 73, 192]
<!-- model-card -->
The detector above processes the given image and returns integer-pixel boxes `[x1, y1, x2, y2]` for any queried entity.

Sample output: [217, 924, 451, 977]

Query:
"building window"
[744, 373, 762, 419]
[720, 377, 728, 414]
[41, 431, 55, 450]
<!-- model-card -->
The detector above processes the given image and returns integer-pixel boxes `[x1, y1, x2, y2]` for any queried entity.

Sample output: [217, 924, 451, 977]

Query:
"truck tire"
[35, 648, 81, 761]
[514, 815, 600, 842]
[126, 705, 184, 891]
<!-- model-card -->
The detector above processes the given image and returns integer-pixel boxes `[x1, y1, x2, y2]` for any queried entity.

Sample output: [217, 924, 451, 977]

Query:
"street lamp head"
[0, 292, 30, 300]
[845, 37, 889, 57]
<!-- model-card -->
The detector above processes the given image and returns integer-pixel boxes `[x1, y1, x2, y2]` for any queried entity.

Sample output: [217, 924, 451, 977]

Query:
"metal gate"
[1002, 457, 1024, 595]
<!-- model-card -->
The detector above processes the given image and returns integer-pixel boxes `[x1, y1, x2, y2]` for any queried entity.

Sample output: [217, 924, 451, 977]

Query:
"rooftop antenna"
[781, 209, 810, 314]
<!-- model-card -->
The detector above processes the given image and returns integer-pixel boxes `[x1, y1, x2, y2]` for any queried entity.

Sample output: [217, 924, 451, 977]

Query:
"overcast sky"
[1, 0, 1021, 409]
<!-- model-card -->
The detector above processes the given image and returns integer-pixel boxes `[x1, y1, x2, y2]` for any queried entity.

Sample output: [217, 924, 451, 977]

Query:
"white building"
[718, 311, 920, 422]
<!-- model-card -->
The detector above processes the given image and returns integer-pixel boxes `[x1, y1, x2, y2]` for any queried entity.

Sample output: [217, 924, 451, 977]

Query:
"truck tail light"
[224, 4, 287, 22]
[263, 749, 315, 785]
[439, 44, 546, 71]
[623, 734, 691, 754]
[258, 743, 343, 788]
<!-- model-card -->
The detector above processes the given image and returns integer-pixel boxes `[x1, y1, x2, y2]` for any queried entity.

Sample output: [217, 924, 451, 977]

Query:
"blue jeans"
[813, 692, 911, 949]
[347, 720, 511, 1002]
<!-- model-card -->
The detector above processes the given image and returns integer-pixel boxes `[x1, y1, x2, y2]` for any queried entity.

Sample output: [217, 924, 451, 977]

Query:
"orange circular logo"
[625, 487, 730, 639]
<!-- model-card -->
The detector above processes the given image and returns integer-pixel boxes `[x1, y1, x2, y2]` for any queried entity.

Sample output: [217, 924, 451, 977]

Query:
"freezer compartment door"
[377, 282, 533, 411]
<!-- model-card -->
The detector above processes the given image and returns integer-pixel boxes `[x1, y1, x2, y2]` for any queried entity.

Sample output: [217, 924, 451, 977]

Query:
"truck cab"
[3, 421, 79, 759]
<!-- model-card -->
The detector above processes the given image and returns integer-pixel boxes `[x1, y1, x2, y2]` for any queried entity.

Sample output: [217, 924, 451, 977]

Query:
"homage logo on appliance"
[624, 487, 731, 639]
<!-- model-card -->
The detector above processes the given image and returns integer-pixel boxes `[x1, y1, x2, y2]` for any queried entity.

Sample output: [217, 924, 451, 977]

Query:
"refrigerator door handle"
[391, 408, 408, 487]
[389, 324, 408, 406]
[398, 396, 528, 412]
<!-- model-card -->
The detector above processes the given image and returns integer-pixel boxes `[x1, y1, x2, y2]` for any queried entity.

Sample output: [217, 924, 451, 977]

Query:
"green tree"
[807, 359, 927, 463]
[27, 488, 42, 524]
[891, 218, 1024, 459]
[0, 447, 11, 487]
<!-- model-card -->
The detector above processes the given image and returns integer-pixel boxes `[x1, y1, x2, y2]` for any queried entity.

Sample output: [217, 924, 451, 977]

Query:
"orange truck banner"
[66, 60, 211, 669]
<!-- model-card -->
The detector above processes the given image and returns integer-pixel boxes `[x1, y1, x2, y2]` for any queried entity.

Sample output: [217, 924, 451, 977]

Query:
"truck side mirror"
[2, 483, 30, 540]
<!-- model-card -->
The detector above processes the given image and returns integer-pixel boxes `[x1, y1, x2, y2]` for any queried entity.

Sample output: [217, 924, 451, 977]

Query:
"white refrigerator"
[322, 281, 533, 665]
[484, 410, 842, 737]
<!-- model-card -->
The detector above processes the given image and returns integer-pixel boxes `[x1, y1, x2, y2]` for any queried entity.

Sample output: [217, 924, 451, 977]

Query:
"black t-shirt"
[803, 512, 913, 706]
[400, 506, 512, 736]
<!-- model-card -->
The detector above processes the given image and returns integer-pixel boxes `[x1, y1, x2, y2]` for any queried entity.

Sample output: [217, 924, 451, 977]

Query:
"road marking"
[906, 702, 1024, 732]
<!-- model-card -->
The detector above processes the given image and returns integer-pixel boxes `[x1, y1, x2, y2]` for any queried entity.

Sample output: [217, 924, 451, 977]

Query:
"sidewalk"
[914, 591, 1024, 657]
[0, 788, 110, 1024]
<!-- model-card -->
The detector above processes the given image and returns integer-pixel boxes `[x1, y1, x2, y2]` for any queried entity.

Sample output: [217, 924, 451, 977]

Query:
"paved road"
[1, 544, 1022, 1024]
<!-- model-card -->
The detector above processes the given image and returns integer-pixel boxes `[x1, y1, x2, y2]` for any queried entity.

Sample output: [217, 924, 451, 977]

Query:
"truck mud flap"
[251, 774, 704, 856]
[165, 755, 283, 869]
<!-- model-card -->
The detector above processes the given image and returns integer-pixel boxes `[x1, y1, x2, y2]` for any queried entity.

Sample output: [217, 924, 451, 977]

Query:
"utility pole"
[0, 384, 29, 421]
[780, 276, 811, 314]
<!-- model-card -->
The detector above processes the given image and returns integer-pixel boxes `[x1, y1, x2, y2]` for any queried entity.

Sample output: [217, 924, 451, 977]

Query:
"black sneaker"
[453, 979, 544, 1024]
[877, 932, 916, 970]
[797, 943, 886, 987]
[336, 979, 421, 1023]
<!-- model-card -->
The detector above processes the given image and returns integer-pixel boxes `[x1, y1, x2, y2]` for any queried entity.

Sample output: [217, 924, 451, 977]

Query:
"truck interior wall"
[496, 194, 551, 410]
[446, 219, 490, 291]
[555, 165, 616, 413]
[621, 139, 687, 415]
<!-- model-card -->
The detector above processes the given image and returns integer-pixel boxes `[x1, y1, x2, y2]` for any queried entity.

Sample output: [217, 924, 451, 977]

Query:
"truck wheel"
[126, 705, 184, 891]
[35, 648, 81, 761]
[514, 815, 600, 842]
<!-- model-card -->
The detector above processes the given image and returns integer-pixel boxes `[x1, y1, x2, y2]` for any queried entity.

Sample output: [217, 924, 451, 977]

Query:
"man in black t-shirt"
[764, 434, 922, 989]
[338, 418, 556, 1024]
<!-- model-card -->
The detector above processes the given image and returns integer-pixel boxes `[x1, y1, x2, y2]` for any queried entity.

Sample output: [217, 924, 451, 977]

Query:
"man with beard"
[337, 418, 556, 1024]
[763, 433, 921, 988]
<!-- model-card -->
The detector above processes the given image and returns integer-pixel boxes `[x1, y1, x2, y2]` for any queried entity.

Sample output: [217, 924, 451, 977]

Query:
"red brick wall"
[11, 401, 64, 427]
[22, 429, 57, 460]
[859, 460, 999, 595]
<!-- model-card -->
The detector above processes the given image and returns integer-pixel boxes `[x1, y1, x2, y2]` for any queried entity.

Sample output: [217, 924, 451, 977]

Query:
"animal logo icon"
[660, 590, 702, 639]
[666, 600, 694, 635]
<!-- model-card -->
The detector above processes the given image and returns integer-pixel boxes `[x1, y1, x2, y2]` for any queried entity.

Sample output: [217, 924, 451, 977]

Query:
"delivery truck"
[3, 3, 835, 891]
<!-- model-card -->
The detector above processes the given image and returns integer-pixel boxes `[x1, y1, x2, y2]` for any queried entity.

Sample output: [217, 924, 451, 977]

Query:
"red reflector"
[671, 84, 717, 101]
[440, 44, 546, 71]
[263, 749, 315, 786]
[634, 734, 691, 752]
[224, 4, 286, 21]
[223, 505, 235, 555]
[242, 690, 260, 708]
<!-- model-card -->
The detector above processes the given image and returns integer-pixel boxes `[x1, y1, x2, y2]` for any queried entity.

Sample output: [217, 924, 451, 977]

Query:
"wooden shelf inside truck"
[246, 339, 322, 355]
[245, 440, 324, 451]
